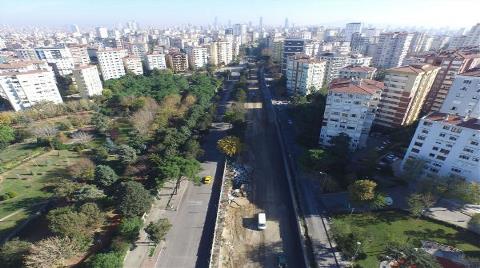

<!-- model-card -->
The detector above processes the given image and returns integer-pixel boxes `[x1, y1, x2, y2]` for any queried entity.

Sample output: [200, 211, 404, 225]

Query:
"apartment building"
[344, 22, 362, 42]
[339, 65, 377, 80]
[97, 48, 127, 80]
[422, 50, 480, 113]
[270, 38, 284, 63]
[372, 32, 413, 69]
[144, 54, 167, 71]
[401, 113, 480, 182]
[186, 46, 208, 69]
[167, 52, 188, 73]
[282, 38, 305, 73]
[123, 56, 143, 75]
[35, 46, 75, 76]
[285, 54, 326, 95]
[209, 41, 233, 66]
[375, 64, 440, 128]
[319, 79, 383, 150]
[68, 44, 90, 65]
[15, 48, 39, 60]
[318, 52, 349, 85]
[0, 62, 63, 111]
[72, 65, 103, 98]
[347, 54, 372, 66]
[439, 68, 480, 118]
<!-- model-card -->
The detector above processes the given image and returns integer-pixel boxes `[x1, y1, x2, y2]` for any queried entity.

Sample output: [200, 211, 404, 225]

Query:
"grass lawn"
[0, 150, 80, 239]
[332, 210, 480, 267]
[0, 143, 45, 171]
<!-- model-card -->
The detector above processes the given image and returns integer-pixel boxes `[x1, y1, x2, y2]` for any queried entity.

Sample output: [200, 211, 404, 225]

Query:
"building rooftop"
[0, 60, 45, 69]
[329, 78, 383, 95]
[460, 67, 480, 77]
[425, 112, 480, 130]
[388, 64, 439, 74]
[340, 65, 377, 72]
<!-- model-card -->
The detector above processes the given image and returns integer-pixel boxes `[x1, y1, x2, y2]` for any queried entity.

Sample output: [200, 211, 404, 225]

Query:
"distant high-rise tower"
[214, 16, 218, 29]
[259, 17, 263, 30]
[284, 18, 289, 30]
[70, 24, 80, 33]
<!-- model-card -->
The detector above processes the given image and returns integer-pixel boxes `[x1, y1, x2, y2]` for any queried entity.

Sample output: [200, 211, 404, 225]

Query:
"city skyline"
[1, 0, 479, 29]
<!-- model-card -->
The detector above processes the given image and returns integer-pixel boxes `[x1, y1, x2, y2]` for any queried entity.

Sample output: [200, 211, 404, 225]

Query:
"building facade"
[285, 54, 326, 95]
[186, 46, 208, 69]
[72, 65, 103, 98]
[35, 46, 75, 76]
[97, 48, 127, 80]
[375, 64, 440, 128]
[339, 65, 377, 80]
[145, 54, 167, 71]
[319, 79, 383, 150]
[167, 52, 188, 72]
[372, 32, 413, 69]
[439, 69, 480, 118]
[318, 52, 349, 85]
[123, 56, 143, 75]
[282, 38, 305, 73]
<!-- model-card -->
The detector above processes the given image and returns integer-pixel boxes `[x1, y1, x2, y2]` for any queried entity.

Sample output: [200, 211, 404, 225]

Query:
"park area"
[0, 147, 80, 240]
[331, 210, 480, 267]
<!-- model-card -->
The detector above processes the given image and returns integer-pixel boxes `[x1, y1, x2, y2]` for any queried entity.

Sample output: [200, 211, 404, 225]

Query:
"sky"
[0, 0, 479, 29]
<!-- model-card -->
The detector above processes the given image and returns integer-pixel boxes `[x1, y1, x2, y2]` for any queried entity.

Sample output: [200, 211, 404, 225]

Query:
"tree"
[68, 158, 95, 181]
[24, 236, 79, 268]
[402, 158, 427, 182]
[329, 133, 351, 156]
[89, 252, 123, 268]
[118, 217, 143, 242]
[79, 202, 105, 230]
[117, 181, 153, 217]
[217, 136, 242, 157]
[380, 243, 441, 268]
[348, 179, 377, 203]
[0, 239, 32, 268]
[91, 113, 110, 134]
[300, 149, 331, 172]
[117, 144, 138, 164]
[407, 193, 436, 217]
[0, 124, 15, 148]
[145, 219, 172, 244]
[95, 165, 119, 187]
[53, 181, 105, 202]
[469, 213, 480, 233]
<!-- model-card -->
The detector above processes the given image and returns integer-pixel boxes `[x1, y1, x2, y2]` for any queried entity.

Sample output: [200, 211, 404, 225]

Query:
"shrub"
[68, 158, 96, 181]
[89, 252, 123, 268]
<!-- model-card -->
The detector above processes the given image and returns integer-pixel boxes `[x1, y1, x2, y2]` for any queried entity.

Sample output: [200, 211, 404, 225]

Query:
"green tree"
[117, 181, 153, 217]
[95, 165, 119, 188]
[67, 158, 96, 181]
[91, 113, 110, 134]
[118, 217, 143, 242]
[79, 202, 105, 230]
[145, 219, 172, 244]
[0, 239, 31, 268]
[380, 243, 441, 268]
[0, 124, 15, 148]
[117, 144, 138, 164]
[407, 193, 436, 217]
[89, 252, 123, 268]
[300, 149, 331, 172]
[469, 214, 480, 233]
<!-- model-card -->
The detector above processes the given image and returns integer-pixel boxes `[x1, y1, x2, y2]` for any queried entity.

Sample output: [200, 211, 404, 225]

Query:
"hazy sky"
[0, 0, 479, 29]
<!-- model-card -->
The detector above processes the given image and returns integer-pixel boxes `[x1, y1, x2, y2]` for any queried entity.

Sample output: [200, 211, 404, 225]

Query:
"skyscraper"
[344, 23, 362, 42]
[372, 32, 413, 69]
[284, 18, 289, 30]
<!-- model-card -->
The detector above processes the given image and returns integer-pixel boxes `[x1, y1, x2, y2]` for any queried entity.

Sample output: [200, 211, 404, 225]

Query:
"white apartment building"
[401, 113, 480, 182]
[347, 54, 372, 66]
[339, 65, 377, 80]
[128, 42, 149, 58]
[318, 52, 349, 85]
[372, 32, 413, 69]
[439, 69, 480, 118]
[286, 54, 326, 95]
[0, 62, 63, 111]
[375, 64, 440, 128]
[123, 56, 143, 75]
[186, 46, 208, 69]
[68, 44, 90, 65]
[97, 48, 127, 80]
[209, 41, 233, 66]
[35, 46, 75, 76]
[466, 23, 480, 48]
[72, 65, 103, 98]
[344, 22, 362, 42]
[144, 54, 167, 71]
[319, 79, 383, 150]
[15, 48, 39, 60]
[96, 27, 108, 39]
[0, 61, 50, 74]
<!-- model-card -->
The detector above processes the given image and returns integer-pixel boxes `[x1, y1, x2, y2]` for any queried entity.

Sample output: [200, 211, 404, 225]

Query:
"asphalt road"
[156, 81, 233, 268]
[243, 69, 305, 267]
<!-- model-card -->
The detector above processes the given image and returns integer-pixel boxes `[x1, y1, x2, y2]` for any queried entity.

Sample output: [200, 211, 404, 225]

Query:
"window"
[436, 155, 446, 161]
[423, 121, 432, 126]
[417, 135, 426, 141]
[432, 146, 439, 151]
[463, 80, 472, 84]
[439, 133, 446, 137]
[449, 136, 457, 141]
[439, 149, 450, 154]
[459, 155, 470, 160]
[422, 129, 429, 134]
[411, 148, 420, 153]
[471, 140, 479, 146]
[463, 148, 474, 153]
[414, 142, 423, 147]
[451, 167, 461, 173]
[443, 125, 450, 130]
[429, 153, 435, 157]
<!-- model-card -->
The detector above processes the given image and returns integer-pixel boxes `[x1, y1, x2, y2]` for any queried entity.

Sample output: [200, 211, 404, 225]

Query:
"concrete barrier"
[208, 159, 227, 268]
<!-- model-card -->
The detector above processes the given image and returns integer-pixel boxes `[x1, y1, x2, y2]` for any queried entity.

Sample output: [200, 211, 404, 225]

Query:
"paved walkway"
[123, 179, 189, 268]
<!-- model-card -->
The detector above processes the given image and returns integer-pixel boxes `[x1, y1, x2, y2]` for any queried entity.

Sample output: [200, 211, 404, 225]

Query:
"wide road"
[156, 81, 233, 268]
[240, 68, 305, 267]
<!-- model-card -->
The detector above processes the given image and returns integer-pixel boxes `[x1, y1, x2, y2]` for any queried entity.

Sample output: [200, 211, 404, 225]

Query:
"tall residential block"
[186, 46, 208, 69]
[339, 65, 377, 80]
[68, 44, 90, 66]
[97, 48, 127, 80]
[0, 61, 62, 111]
[422, 50, 480, 113]
[285, 54, 326, 95]
[344, 22, 362, 42]
[282, 39, 305, 73]
[319, 79, 383, 150]
[145, 54, 167, 71]
[372, 32, 413, 69]
[35, 46, 75, 76]
[439, 68, 480, 118]
[123, 56, 143, 75]
[318, 52, 349, 85]
[375, 64, 440, 128]
[167, 52, 188, 73]
[72, 65, 103, 98]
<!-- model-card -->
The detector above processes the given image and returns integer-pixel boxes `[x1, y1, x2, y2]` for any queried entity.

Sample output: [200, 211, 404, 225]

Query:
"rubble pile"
[227, 162, 253, 189]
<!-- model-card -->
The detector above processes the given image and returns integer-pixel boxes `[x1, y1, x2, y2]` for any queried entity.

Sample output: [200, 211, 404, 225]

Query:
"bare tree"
[71, 131, 93, 144]
[24, 236, 79, 268]
[32, 125, 58, 138]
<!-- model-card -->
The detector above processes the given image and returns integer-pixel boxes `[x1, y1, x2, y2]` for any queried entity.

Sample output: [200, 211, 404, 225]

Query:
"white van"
[258, 213, 266, 230]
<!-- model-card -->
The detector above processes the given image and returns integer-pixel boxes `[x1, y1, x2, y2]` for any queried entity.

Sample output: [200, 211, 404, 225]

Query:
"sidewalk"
[123, 179, 189, 268]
